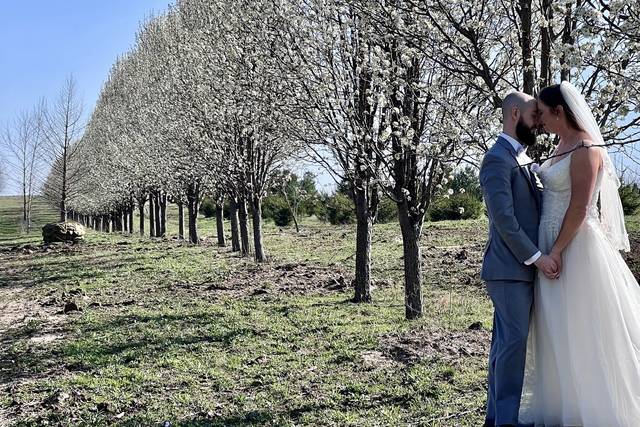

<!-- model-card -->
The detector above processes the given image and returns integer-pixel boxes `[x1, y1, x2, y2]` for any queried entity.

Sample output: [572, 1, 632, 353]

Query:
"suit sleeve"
[480, 153, 539, 263]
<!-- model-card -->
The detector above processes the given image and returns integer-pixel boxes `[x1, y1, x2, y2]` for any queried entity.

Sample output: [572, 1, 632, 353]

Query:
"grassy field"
[0, 196, 637, 426]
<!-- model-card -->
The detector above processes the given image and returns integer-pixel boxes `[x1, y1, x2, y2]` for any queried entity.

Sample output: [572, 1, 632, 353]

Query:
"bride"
[519, 81, 640, 426]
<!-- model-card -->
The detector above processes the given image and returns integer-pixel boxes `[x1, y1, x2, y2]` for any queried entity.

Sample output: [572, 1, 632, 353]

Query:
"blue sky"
[0, 0, 174, 195]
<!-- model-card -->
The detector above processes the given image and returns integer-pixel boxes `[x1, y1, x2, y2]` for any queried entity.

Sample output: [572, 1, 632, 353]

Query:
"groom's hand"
[548, 251, 563, 279]
[534, 255, 559, 280]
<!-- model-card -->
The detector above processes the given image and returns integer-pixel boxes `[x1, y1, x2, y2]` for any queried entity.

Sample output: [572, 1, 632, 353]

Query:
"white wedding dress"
[519, 152, 640, 426]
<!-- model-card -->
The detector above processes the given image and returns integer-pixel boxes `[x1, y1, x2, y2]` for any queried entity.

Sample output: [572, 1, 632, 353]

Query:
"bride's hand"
[535, 255, 559, 280]
[548, 250, 563, 279]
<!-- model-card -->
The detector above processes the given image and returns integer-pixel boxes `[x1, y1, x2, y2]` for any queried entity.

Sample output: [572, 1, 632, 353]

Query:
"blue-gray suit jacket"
[480, 137, 543, 282]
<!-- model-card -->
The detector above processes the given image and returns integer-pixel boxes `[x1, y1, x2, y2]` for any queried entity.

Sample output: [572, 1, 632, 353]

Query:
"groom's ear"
[511, 106, 520, 122]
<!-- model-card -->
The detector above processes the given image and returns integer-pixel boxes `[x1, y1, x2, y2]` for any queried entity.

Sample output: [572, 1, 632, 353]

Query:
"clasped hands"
[535, 251, 562, 280]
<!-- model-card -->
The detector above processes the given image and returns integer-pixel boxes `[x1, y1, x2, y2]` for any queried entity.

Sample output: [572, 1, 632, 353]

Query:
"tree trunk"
[353, 188, 372, 303]
[138, 199, 145, 236]
[160, 192, 167, 237]
[540, 0, 552, 88]
[149, 193, 156, 237]
[560, 2, 578, 82]
[398, 204, 423, 320]
[238, 197, 251, 257]
[251, 196, 266, 262]
[121, 211, 127, 234]
[22, 179, 27, 229]
[128, 206, 134, 235]
[187, 184, 200, 244]
[229, 198, 241, 252]
[59, 144, 68, 222]
[154, 193, 161, 237]
[178, 202, 185, 240]
[292, 214, 300, 233]
[216, 202, 226, 247]
[518, 0, 534, 95]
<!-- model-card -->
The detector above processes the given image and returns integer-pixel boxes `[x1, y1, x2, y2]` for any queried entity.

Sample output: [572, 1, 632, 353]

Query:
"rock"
[455, 249, 468, 261]
[468, 321, 483, 331]
[326, 275, 348, 291]
[42, 222, 85, 244]
[43, 390, 69, 407]
[63, 301, 81, 314]
[97, 402, 112, 413]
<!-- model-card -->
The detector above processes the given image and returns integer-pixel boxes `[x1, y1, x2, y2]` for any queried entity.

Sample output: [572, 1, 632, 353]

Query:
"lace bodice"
[538, 153, 602, 227]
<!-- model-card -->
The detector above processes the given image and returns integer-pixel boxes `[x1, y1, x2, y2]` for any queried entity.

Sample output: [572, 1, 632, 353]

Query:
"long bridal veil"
[559, 80, 629, 252]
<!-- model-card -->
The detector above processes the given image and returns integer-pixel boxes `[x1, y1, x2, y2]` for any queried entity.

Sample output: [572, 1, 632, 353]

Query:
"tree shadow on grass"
[114, 403, 335, 426]
[0, 253, 149, 290]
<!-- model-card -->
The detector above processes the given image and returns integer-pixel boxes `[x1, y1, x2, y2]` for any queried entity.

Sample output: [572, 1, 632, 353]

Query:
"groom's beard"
[516, 118, 537, 147]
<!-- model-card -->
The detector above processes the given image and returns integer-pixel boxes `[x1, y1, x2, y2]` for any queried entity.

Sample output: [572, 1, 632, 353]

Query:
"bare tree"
[42, 76, 85, 222]
[1, 101, 47, 230]
[0, 160, 6, 194]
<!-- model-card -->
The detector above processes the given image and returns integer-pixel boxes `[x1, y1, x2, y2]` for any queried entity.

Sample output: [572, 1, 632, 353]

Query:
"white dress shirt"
[498, 132, 542, 266]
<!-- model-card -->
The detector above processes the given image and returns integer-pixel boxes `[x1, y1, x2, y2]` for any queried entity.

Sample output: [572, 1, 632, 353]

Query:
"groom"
[480, 92, 559, 427]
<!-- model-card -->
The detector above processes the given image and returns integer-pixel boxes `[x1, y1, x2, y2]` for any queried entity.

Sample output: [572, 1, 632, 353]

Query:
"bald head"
[501, 91, 539, 146]
[502, 91, 535, 122]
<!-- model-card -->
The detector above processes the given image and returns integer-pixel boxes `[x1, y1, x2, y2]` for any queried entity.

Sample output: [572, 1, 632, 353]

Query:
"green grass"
[2, 196, 637, 426]
[0, 196, 59, 245]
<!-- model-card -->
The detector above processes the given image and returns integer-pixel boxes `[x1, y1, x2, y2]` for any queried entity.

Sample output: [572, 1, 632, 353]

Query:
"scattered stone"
[42, 222, 85, 243]
[326, 276, 347, 291]
[63, 301, 81, 314]
[206, 284, 229, 291]
[41, 297, 60, 307]
[381, 326, 491, 366]
[97, 402, 112, 413]
[455, 249, 468, 261]
[43, 390, 69, 407]
[275, 263, 299, 271]
[468, 321, 483, 331]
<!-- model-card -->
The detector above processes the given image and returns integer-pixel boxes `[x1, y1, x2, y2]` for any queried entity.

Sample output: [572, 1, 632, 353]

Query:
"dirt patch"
[0, 242, 85, 256]
[380, 325, 491, 366]
[171, 261, 393, 298]
[28, 333, 64, 345]
[360, 350, 400, 369]
[421, 226, 487, 291]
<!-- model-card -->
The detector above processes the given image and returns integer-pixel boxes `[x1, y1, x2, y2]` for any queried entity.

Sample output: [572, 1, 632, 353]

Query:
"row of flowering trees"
[43, 0, 640, 319]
